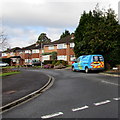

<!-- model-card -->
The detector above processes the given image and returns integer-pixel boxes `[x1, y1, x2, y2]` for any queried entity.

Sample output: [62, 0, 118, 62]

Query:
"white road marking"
[101, 80, 119, 86]
[41, 112, 63, 119]
[113, 97, 120, 101]
[72, 105, 89, 112]
[94, 100, 111, 106]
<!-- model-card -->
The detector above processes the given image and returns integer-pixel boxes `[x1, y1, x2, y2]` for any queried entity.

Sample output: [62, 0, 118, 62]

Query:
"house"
[1, 34, 76, 66]
[21, 43, 44, 65]
[1, 47, 24, 66]
[44, 34, 75, 64]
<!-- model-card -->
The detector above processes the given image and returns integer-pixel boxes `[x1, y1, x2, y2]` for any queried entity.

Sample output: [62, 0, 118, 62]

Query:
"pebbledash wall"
[1, 35, 76, 65]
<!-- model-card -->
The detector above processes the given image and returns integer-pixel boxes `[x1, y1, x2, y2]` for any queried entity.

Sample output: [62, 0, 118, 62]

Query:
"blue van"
[72, 55, 104, 73]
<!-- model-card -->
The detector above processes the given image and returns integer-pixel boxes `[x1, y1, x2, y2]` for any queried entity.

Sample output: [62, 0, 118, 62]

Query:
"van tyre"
[85, 67, 89, 73]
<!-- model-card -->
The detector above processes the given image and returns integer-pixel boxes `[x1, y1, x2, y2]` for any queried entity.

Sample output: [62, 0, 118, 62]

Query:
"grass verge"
[0, 72, 20, 77]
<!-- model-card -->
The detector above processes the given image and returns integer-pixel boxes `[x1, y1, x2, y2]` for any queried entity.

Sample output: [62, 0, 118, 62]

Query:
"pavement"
[65, 67, 120, 77]
[2, 70, 49, 106]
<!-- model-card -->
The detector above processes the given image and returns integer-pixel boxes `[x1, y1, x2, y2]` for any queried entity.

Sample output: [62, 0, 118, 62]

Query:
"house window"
[32, 58, 40, 62]
[32, 49, 39, 53]
[57, 55, 67, 61]
[25, 59, 32, 63]
[19, 51, 23, 54]
[57, 44, 67, 49]
[2, 53, 7, 56]
[42, 50, 44, 53]
[70, 43, 75, 48]
[10, 52, 14, 56]
[25, 50, 31, 54]
[48, 45, 54, 50]
[42, 55, 51, 61]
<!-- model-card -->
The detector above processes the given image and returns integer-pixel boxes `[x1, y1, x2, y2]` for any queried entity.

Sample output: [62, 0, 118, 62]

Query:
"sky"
[1, 0, 120, 50]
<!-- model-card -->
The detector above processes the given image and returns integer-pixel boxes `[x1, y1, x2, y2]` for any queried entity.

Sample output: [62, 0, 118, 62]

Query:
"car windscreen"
[93, 56, 103, 62]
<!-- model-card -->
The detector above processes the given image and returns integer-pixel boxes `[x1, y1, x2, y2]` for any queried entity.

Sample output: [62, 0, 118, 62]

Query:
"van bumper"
[89, 68, 104, 71]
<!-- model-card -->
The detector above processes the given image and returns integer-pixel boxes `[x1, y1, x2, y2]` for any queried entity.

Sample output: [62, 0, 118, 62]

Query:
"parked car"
[32, 61, 42, 66]
[0, 61, 9, 67]
[72, 55, 104, 73]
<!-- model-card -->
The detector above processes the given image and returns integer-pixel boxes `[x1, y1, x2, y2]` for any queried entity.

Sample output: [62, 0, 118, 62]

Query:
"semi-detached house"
[22, 43, 43, 65]
[1, 35, 76, 65]
[44, 35, 75, 64]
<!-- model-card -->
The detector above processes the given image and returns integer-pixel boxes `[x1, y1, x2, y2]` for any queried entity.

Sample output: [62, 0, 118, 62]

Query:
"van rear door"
[91, 55, 104, 69]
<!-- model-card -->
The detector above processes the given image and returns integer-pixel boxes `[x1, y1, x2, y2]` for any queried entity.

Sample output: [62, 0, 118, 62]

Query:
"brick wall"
[44, 45, 57, 53]
[31, 53, 39, 58]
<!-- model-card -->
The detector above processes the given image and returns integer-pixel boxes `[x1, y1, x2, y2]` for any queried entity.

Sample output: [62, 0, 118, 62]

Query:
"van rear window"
[93, 56, 103, 62]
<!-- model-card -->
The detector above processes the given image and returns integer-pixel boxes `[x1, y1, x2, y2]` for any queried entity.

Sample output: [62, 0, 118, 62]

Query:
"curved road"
[3, 69, 119, 118]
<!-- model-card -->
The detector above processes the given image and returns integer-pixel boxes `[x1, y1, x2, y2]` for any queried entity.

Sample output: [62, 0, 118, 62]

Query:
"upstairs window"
[70, 43, 75, 48]
[25, 50, 31, 54]
[48, 45, 54, 50]
[10, 52, 14, 56]
[2, 53, 7, 56]
[57, 44, 67, 49]
[32, 49, 39, 53]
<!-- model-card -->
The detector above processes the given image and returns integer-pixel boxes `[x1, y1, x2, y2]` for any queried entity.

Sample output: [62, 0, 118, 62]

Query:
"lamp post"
[41, 42, 43, 68]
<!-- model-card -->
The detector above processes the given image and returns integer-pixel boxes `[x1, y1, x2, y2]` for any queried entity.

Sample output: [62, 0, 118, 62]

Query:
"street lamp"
[41, 42, 43, 68]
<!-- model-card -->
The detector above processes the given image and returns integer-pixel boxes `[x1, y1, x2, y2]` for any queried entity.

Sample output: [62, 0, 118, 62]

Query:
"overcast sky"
[1, 0, 119, 49]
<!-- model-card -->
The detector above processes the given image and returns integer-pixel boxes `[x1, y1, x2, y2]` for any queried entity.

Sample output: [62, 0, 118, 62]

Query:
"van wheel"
[72, 66, 76, 72]
[85, 67, 89, 73]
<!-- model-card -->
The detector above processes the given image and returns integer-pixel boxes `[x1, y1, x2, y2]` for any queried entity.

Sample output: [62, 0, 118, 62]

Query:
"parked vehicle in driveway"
[0, 61, 9, 67]
[72, 55, 104, 73]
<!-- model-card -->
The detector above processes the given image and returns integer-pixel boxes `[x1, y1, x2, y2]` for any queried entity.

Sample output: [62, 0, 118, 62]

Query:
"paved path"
[2, 70, 49, 106]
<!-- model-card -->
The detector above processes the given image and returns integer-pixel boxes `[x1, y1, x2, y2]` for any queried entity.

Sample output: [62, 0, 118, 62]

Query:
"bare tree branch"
[0, 31, 9, 51]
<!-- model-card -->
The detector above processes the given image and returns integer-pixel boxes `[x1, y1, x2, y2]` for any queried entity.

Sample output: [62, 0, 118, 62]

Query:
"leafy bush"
[52, 60, 68, 66]
[52, 60, 58, 65]
[55, 61, 61, 66]
[61, 60, 68, 66]
[43, 60, 53, 65]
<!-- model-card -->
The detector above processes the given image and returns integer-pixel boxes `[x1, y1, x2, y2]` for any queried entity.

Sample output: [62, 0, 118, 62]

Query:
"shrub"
[43, 64, 54, 69]
[43, 60, 53, 65]
[55, 61, 61, 66]
[61, 60, 68, 66]
[52, 60, 57, 65]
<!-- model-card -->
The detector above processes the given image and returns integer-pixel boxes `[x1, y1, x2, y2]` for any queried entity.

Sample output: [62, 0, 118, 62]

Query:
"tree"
[60, 30, 70, 39]
[51, 51, 57, 60]
[0, 31, 9, 51]
[37, 33, 51, 44]
[74, 5, 120, 68]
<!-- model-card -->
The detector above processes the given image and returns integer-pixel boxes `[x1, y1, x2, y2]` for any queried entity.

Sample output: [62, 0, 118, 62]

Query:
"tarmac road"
[2, 69, 120, 119]
[2, 70, 49, 106]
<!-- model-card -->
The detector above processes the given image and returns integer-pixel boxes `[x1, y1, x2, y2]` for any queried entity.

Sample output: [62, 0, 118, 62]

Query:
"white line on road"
[94, 100, 111, 106]
[41, 112, 63, 119]
[101, 80, 119, 86]
[72, 105, 89, 112]
[113, 97, 120, 101]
